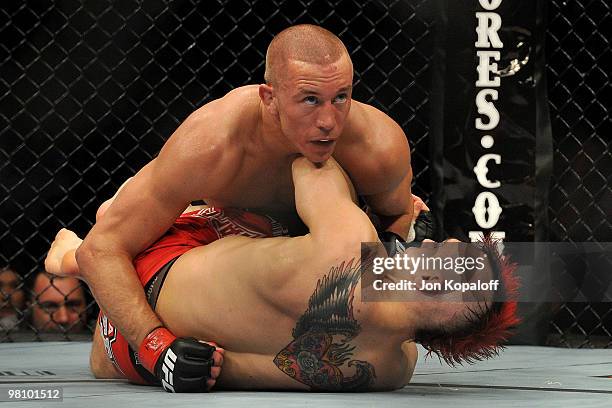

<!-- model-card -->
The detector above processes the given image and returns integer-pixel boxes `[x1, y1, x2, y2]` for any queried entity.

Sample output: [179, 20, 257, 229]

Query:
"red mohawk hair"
[415, 235, 521, 366]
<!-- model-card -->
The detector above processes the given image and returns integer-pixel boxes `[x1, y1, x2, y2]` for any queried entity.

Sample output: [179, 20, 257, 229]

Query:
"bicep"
[358, 108, 413, 216]
[86, 161, 193, 258]
[86, 116, 237, 257]
[363, 148, 413, 220]
[364, 169, 413, 217]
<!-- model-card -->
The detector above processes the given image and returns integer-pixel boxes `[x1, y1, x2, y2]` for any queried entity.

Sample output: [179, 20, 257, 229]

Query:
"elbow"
[76, 235, 133, 281]
[339, 209, 380, 247]
[315, 215, 379, 262]
[74, 240, 97, 280]
[75, 237, 121, 281]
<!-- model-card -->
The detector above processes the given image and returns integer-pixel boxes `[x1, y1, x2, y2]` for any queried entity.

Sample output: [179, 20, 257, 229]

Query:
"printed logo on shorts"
[99, 314, 119, 368]
[199, 207, 287, 238]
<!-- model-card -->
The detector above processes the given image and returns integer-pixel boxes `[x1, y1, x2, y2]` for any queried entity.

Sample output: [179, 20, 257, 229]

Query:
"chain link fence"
[0, 0, 435, 341]
[1, 0, 609, 346]
[546, 0, 611, 347]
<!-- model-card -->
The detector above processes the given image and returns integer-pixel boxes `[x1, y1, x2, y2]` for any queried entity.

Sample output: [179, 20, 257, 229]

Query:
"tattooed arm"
[274, 259, 377, 391]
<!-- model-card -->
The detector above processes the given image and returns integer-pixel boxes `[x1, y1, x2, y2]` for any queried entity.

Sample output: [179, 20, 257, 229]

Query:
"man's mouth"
[310, 139, 335, 146]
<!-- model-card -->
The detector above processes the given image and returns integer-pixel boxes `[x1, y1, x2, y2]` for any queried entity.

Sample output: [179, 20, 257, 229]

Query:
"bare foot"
[201, 341, 225, 390]
[44, 228, 83, 278]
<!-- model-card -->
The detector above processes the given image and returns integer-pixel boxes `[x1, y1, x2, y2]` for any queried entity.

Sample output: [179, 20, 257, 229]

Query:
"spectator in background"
[0, 266, 25, 330]
[30, 272, 86, 333]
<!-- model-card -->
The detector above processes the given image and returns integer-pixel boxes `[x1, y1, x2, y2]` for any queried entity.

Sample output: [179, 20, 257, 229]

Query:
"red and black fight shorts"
[96, 207, 287, 384]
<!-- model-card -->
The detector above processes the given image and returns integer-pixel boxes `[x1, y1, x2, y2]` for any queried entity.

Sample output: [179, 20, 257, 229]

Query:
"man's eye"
[66, 301, 84, 309]
[303, 96, 318, 105]
[41, 303, 58, 312]
[334, 94, 348, 103]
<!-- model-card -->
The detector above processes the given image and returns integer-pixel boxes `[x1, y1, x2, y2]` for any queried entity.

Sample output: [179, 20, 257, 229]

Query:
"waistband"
[144, 256, 180, 310]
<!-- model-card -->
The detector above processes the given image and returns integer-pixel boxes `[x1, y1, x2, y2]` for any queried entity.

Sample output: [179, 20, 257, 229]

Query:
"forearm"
[293, 158, 358, 236]
[76, 248, 161, 348]
[291, 157, 377, 255]
[364, 163, 414, 240]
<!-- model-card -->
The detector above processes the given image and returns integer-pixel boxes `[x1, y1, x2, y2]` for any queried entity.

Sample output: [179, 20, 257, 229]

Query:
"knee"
[89, 349, 109, 379]
[89, 345, 122, 379]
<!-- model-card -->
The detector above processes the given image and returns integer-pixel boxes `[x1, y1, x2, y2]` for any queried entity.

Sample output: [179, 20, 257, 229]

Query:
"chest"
[205, 162, 295, 213]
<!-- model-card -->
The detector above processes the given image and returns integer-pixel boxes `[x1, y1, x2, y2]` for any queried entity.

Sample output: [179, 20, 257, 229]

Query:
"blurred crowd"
[0, 266, 88, 337]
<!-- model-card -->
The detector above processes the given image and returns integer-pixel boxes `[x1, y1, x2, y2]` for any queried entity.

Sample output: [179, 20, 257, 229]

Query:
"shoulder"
[151, 87, 260, 194]
[337, 101, 411, 193]
[346, 101, 407, 145]
[159, 110, 238, 173]
[165, 85, 261, 158]
[185, 85, 260, 144]
[400, 341, 418, 386]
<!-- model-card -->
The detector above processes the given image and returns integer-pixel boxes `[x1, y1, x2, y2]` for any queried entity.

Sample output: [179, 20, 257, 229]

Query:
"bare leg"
[90, 322, 124, 379]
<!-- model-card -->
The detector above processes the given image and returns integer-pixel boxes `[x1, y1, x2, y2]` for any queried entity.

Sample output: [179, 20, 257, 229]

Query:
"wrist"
[138, 326, 176, 373]
[133, 317, 165, 346]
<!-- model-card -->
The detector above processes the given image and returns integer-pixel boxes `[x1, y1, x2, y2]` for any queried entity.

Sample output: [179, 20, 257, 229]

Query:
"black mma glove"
[378, 230, 409, 257]
[379, 210, 437, 256]
[138, 326, 216, 393]
[413, 210, 436, 242]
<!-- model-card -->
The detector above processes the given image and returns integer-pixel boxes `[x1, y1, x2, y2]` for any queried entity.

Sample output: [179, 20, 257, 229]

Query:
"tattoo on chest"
[273, 260, 376, 391]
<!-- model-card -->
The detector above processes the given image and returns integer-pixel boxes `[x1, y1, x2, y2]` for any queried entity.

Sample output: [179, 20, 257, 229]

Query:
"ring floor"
[0, 342, 610, 407]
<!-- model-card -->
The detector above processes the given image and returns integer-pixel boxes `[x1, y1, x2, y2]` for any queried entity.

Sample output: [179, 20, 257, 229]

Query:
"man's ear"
[259, 84, 278, 116]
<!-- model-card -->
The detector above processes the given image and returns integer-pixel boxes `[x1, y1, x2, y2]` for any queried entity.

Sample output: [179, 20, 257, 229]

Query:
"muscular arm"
[75, 110, 238, 349]
[341, 102, 414, 240]
[365, 163, 414, 240]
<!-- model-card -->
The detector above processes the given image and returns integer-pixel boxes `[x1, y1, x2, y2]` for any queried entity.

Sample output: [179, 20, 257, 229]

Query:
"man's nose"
[316, 104, 336, 133]
[53, 306, 70, 323]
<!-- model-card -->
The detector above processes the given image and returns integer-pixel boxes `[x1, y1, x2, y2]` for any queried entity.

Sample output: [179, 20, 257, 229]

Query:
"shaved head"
[264, 24, 351, 87]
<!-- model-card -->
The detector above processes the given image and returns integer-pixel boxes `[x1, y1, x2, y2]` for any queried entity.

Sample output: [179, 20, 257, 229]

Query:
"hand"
[138, 327, 224, 393]
[411, 194, 436, 242]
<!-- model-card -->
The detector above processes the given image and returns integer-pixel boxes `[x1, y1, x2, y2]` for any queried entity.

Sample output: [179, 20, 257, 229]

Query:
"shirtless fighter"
[74, 24, 430, 391]
[47, 158, 519, 392]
